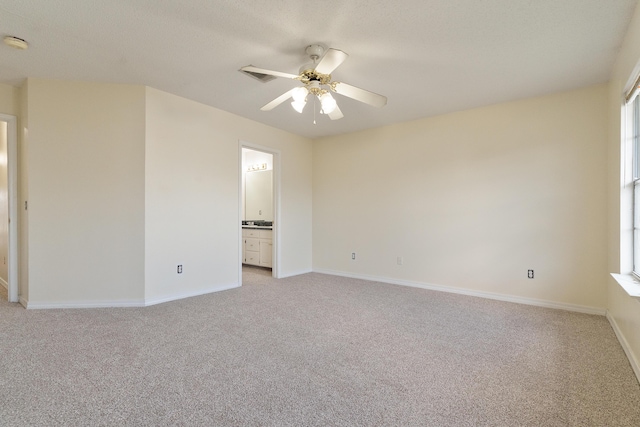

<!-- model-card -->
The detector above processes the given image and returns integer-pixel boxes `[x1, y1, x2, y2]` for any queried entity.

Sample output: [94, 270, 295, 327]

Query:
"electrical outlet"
[397, 257, 403, 265]
[351, 252, 356, 260]
[528, 269, 534, 279]
[177, 265, 183, 274]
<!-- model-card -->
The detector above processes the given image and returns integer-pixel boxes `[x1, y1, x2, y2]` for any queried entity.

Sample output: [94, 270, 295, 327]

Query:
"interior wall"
[25, 79, 146, 306]
[607, 1, 640, 377]
[19, 82, 28, 303]
[313, 84, 609, 312]
[0, 83, 19, 116]
[144, 87, 312, 303]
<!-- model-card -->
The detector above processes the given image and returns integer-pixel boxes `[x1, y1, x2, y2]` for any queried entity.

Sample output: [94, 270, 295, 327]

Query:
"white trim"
[278, 268, 313, 279]
[273, 151, 281, 278]
[26, 299, 146, 309]
[238, 143, 243, 285]
[313, 268, 607, 316]
[0, 114, 18, 303]
[624, 63, 640, 103]
[610, 273, 640, 298]
[143, 283, 240, 307]
[23, 283, 242, 309]
[606, 310, 640, 384]
[0, 276, 7, 290]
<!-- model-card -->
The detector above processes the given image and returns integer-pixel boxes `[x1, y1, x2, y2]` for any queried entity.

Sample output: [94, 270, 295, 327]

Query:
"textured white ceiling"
[0, 0, 638, 139]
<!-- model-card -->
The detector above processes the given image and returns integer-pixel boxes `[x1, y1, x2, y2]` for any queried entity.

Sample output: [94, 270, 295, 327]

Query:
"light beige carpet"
[1, 267, 639, 426]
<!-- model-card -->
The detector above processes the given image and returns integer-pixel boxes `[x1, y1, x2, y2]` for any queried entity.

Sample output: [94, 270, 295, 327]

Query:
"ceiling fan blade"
[328, 104, 344, 120]
[333, 82, 387, 108]
[240, 65, 299, 80]
[314, 49, 348, 75]
[261, 88, 297, 111]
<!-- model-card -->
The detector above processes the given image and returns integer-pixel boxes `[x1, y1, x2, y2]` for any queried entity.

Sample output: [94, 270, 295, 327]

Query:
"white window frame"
[632, 95, 640, 279]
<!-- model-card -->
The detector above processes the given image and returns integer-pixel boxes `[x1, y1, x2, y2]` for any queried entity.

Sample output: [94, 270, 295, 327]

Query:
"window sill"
[611, 273, 640, 298]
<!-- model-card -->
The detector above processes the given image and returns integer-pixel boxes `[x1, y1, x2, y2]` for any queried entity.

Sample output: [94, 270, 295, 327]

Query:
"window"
[632, 94, 640, 277]
[614, 77, 640, 294]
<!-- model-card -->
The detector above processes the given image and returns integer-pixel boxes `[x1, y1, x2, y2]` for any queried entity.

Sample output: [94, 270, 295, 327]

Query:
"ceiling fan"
[241, 45, 387, 121]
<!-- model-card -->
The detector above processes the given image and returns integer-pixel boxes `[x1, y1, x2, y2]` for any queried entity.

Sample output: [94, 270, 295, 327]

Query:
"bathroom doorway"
[239, 142, 280, 284]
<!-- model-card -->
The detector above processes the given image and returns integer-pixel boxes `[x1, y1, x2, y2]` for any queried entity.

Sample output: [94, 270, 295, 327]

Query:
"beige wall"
[313, 84, 609, 312]
[607, 1, 640, 378]
[15, 79, 312, 307]
[19, 82, 29, 302]
[25, 79, 146, 306]
[0, 83, 19, 116]
[145, 87, 238, 302]
[144, 88, 312, 303]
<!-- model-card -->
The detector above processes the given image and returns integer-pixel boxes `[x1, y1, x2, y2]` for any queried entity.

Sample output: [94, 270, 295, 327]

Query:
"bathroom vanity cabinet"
[242, 228, 272, 268]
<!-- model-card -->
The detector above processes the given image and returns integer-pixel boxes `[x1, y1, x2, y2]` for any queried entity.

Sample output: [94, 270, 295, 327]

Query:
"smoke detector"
[4, 36, 29, 50]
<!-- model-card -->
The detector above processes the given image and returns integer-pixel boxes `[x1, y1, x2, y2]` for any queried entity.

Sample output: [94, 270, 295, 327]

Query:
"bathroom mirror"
[245, 169, 273, 221]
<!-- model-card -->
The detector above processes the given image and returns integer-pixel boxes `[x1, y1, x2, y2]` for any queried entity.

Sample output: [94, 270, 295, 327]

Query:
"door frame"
[0, 113, 18, 303]
[238, 141, 280, 284]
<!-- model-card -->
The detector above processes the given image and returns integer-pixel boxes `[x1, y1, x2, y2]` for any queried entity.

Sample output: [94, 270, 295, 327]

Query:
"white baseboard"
[606, 310, 640, 384]
[26, 299, 146, 309]
[277, 268, 313, 279]
[313, 268, 606, 316]
[24, 283, 241, 309]
[0, 276, 7, 291]
[143, 283, 240, 307]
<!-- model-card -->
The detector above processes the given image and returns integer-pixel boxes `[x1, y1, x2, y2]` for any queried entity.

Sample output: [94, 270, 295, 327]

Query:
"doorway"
[239, 142, 279, 284]
[0, 114, 18, 303]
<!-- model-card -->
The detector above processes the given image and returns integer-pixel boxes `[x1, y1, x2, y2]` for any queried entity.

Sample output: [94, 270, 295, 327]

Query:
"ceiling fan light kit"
[319, 92, 337, 114]
[241, 44, 386, 122]
[290, 86, 309, 113]
[291, 86, 309, 102]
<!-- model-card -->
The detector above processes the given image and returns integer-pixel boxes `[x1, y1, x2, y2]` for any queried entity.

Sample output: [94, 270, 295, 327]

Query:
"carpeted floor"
[1, 267, 640, 426]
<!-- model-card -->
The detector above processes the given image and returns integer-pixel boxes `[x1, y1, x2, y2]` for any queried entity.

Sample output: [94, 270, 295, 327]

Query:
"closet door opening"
[0, 114, 18, 303]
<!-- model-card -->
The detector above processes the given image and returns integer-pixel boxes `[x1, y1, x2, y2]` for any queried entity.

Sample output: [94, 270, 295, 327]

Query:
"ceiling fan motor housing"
[300, 44, 328, 78]
[307, 80, 327, 97]
[305, 44, 325, 60]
